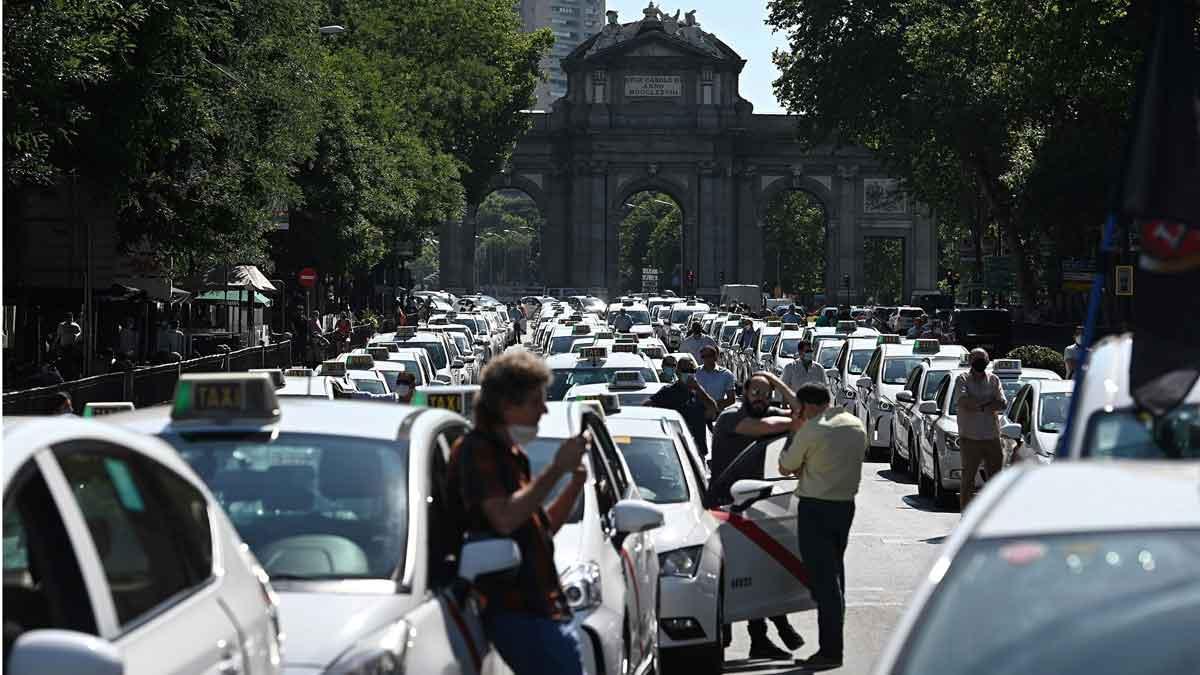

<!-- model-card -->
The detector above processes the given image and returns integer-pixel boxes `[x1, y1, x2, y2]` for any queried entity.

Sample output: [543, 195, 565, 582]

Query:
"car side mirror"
[612, 499, 664, 534]
[918, 401, 939, 415]
[896, 390, 915, 404]
[7, 630, 123, 675]
[451, 359, 464, 369]
[856, 376, 873, 388]
[1000, 422, 1023, 441]
[458, 538, 522, 583]
[730, 479, 775, 509]
[435, 374, 452, 384]
[825, 367, 838, 377]
[462, 355, 475, 363]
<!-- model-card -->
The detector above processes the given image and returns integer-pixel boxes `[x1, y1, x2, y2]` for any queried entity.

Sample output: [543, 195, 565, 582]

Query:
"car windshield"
[848, 349, 874, 375]
[671, 308, 704, 323]
[550, 334, 584, 354]
[900, 309, 924, 318]
[613, 436, 689, 504]
[721, 325, 739, 344]
[615, 391, 655, 407]
[817, 346, 841, 368]
[403, 341, 446, 370]
[522, 438, 584, 522]
[778, 338, 802, 358]
[759, 334, 779, 353]
[883, 357, 925, 385]
[451, 334, 470, 353]
[396, 360, 423, 384]
[1082, 405, 1200, 459]
[570, 338, 596, 353]
[352, 377, 388, 395]
[923, 371, 950, 400]
[1038, 392, 1071, 432]
[549, 367, 659, 400]
[171, 433, 409, 580]
[895, 531, 1200, 675]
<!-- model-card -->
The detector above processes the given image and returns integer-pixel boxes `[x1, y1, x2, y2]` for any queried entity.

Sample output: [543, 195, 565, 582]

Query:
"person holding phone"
[447, 350, 591, 675]
[646, 355, 718, 459]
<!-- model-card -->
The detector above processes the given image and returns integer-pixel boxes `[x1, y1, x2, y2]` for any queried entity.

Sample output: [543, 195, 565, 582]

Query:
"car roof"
[975, 462, 1200, 539]
[546, 352, 652, 368]
[847, 337, 879, 348]
[568, 382, 668, 396]
[1029, 379, 1075, 394]
[109, 398, 463, 441]
[607, 416, 672, 438]
[536, 401, 594, 439]
[277, 376, 336, 396]
[610, 405, 688, 426]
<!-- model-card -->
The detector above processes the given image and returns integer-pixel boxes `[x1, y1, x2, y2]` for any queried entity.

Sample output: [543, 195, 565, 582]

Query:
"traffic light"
[686, 270, 696, 286]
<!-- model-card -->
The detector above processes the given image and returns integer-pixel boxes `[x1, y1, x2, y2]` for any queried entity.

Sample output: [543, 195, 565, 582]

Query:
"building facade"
[518, 0, 606, 110]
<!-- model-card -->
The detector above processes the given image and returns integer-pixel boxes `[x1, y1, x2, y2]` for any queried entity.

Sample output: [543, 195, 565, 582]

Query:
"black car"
[948, 308, 1012, 356]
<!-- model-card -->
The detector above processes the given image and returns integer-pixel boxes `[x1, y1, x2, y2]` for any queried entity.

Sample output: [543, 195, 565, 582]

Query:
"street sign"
[298, 267, 318, 288]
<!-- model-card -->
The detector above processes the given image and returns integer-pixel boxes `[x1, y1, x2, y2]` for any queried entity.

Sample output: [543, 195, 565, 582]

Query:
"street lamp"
[319, 25, 346, 35]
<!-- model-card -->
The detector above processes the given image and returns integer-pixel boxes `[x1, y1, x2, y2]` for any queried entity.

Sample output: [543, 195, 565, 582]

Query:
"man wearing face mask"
[710, 371, 806, 660]
[393, 370, 416, 404]
[647, 355, 718, 459]
[658, 354, 678, 383]
[446, 351, 591, 675]
[1063, 325, 1084, 379]
[953, 348, 1007, 511]
[680, 321, 718, 362]
[782, 340, 827, 393]
[778, 383, 867, 671]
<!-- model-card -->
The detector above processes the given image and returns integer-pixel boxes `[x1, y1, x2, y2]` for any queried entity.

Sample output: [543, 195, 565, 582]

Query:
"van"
[720, 284, 764, 310]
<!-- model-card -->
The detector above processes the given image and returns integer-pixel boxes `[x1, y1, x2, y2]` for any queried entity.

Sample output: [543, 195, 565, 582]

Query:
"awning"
[197, 265, 278, 293]
[195, 290, 273, 307]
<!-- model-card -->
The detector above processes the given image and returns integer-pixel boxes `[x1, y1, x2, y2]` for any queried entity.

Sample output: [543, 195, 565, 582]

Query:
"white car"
[873, 461, 1200, 675]
[855, 339, 967, 459]
[667, 301, 710, 350]
[1000, 379, 1074, 465]
[1061, 333, 1200, 460]
[529, 403, 665, 675]
[277, 375, 338, 399]
[828, 336, 882, 407]
[546, 347, 660, 401]
[372, 327, 464, 385]
[891, 359, 962, 476]
[565, 376, 671, 408]
[914, 367, 977, 508]
[110, 373, 518, 675]
[3, 415, 281, 675]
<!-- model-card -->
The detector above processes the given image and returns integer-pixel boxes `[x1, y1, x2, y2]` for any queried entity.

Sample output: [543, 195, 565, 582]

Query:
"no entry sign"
[298, 267, 318, 288]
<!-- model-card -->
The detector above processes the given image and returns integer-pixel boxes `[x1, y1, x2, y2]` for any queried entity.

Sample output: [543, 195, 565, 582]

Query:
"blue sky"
[607, 0, 790, 113]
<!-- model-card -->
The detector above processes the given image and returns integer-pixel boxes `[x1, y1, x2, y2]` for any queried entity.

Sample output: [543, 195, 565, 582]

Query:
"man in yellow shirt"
[777, 383, 867, 671]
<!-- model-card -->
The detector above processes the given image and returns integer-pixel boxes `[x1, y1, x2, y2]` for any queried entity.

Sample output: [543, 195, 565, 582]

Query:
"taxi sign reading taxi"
[82, 402, 135, 417]
[346, 354, 375, 370]
[993, 359, 1022, 373]
[426, 392, 465, 413]
[877, 334, 902, 345]
[298, 267, 318, 289]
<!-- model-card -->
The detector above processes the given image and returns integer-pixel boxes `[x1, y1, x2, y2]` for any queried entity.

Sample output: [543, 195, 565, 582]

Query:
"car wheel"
[917, 448, 933, 498]
[932, 454, 957, 510]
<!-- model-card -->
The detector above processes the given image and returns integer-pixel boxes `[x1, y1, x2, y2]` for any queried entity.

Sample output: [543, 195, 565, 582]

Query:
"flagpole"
[1056, 212, 1119, 458]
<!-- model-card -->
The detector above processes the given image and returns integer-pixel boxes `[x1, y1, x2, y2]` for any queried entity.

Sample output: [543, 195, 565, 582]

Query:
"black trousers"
[747, 614, 794, 642]
[795, 497, 855, 658]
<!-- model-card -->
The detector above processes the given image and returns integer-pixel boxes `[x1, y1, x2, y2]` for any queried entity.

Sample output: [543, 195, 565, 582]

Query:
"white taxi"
[891, 359, 962, 476]
[108, 373, 519, 675]
[828, 336, 885, 407]
[606, 301, 654, 339]
[529, 402, 665, 675]
[1000, 379, 1074, 465]
[914, 367, 976, 508]
[371, 327, 465, 385]
[873, 461, 1200, 675]
[855, 338, 967, 459]
[667, 300, 710, 350]
[546, 347, 660, 402]
[565, 371, 670, 408]
[1061, 333, 1200, 460]
[767, 327, 806, 382]
[314, 358, 393, 401]
[3, 413, 281, 675]
[547, 322, 597, 356]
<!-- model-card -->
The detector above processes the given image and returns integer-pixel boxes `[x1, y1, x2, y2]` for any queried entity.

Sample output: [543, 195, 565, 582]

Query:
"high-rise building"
[517, 0, 606, 110]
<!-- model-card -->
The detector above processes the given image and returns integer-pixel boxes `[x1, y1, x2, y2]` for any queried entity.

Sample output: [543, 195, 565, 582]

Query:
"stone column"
[735, 165, 761, 286]
[542, 168, 570, 289]
[836, 164, 860, 304]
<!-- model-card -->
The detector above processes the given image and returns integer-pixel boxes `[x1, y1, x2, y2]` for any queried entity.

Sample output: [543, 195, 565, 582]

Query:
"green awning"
[195, 290, 273, 307]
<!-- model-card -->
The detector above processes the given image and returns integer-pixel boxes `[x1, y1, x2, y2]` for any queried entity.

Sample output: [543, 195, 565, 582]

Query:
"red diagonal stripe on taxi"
[443, 593, 483, 672]
[709, 509, 810, 585]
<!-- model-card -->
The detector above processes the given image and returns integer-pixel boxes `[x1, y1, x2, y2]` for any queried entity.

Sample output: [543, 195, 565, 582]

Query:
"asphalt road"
[716, 460, 961, 675]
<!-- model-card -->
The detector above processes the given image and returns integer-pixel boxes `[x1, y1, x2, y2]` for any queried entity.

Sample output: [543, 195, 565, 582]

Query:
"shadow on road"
[901, 494, 959, 515]
[876, 468, 915, 485]
[720, 660, 812, 674]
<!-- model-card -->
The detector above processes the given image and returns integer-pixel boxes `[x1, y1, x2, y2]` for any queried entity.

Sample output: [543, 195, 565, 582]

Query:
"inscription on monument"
[625, 75, 682, 97]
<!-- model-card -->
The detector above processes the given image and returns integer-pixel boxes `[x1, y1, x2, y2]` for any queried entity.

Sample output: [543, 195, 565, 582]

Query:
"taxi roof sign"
[877, 334, 902, 345]
[610, 370, 647, 390]
[992, 358, 1022, 373]
[321, 360, 347, 377]
[367, 347, 391, 361]
[249, 368, 286, 389]
[595, 331, 614, 341]
[573, 324, 592, 335]
[641, 346, 665, 359]
[570, 392, 622, 415]
[171, 373, 279, 424]
[912, 338, 941, 354]
[82, 401, 135, 417]
[837, 320, 858, 333]
[284, 367, 314, 378]
[411, 385, 479, 416]
[579, 346, 609, 362]
[782, 323, 801, 331]
[346, 354, 375, 370]
[615, 333, 637, 342]
[611, 343, 639, 354]
[396, 326, 417, 338]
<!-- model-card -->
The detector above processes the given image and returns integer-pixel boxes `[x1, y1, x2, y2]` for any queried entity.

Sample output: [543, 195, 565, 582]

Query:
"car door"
[830, 343, 849, 403]
[587, 415, 657, 665]
[50, 442, 244, 675]
[856, 350, 882, 424]
[709, 437, 814, 622]
[895, 367, 923, 455]
[921, 378, 951, 474]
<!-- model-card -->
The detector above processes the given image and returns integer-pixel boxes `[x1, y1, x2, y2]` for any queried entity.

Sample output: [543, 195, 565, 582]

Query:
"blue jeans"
[795, 497, 855, 659]
[484, 611, 583, 675]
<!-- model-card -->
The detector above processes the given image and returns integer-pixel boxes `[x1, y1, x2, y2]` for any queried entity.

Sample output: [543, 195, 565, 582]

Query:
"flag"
[1121, 0, 1200, 416]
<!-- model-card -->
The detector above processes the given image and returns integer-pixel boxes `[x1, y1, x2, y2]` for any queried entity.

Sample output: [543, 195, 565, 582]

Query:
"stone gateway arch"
[440, 3, 938, 302]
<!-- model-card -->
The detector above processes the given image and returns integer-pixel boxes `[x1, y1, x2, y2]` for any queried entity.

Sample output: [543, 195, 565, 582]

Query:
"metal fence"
[3, 341, 293, 416]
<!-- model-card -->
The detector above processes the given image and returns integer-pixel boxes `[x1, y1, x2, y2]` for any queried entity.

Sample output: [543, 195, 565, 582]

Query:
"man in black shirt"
[710, 371, 805, 660]
[646, 356, 717, 458]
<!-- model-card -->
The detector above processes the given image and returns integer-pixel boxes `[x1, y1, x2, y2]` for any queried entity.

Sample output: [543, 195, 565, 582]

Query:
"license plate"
[427, 393, 464, 413]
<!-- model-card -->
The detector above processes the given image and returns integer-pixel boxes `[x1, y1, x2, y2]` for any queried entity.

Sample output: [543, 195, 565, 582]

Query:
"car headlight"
[878, 399, 894, 412]
[560, 562, 602, 611]
[659, 546, 703, 579]
[325, 621, 410, 675]
[945, 433, 959, 451]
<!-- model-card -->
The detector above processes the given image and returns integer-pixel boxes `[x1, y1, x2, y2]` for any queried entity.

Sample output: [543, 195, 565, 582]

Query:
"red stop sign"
[298, 267, 318, 288]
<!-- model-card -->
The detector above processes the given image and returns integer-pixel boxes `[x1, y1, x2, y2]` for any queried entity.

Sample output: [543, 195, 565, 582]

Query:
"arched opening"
[762, 189, 828, 306]
[863, 237, 905, 305]
[617, 191, 683, 295]
[465, 189, 545, 290]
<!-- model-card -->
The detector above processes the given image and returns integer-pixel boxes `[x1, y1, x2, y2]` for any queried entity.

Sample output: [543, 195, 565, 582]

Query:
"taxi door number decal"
[710, 509, 810, 585]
